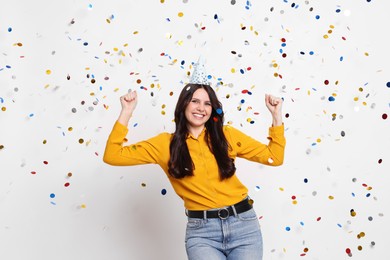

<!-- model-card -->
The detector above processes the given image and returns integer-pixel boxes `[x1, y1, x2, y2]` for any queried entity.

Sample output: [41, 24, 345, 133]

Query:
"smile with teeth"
[193, 113, 205, 119]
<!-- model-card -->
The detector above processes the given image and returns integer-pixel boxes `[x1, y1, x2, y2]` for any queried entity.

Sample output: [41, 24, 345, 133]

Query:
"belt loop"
[203, 210, 207, 220]
[231, 205, 238, 217]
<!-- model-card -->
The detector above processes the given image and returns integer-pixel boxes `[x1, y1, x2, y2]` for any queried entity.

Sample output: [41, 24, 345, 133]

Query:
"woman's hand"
[117, 89, 138, 125]
[120, 89, 138, 113]
[265, 94, 283, 126]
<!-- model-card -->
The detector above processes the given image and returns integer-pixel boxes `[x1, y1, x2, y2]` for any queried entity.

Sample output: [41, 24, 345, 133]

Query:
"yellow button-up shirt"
[103, 121, 286, 210]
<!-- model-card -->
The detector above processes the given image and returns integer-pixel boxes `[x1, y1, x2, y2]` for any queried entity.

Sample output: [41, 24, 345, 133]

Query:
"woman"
[103, 74, 285, 259]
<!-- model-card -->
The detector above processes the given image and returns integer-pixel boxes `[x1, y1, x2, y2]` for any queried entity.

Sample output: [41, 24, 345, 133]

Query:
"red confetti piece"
[317, 217, 322, 221]
[31, 171, 37, 175]
[64, 182, 70, 187]
[43, 161, 48, 165]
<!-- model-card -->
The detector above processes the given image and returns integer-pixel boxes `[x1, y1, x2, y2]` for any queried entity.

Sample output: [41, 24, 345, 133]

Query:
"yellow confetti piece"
[231, 68, 236, 73]
[323, 35, 329, 39]
[1, 107, 6, 111]
[46, 70, 51, 75]
[178, 12, 184, 17]
[160, 0, 165, 3]
[114, 88, 119, 92]
[133, 31, 139, 35]
[81, 204, 87, 209]
[364, 52, 369, 56]
[316, 138, 321, 143]
[292, 200, 298, 205]
[328, 195, 334, 200]
[279, 187, 284, 191]
[354, 97, 359, 101]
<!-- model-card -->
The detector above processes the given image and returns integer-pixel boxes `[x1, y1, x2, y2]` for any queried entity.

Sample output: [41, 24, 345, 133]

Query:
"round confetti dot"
[378, 159, 382, 164]
[78, 138, 84, 144]
[46, 70, 51, 75]
[161, 189, 167, 195]
[382, 113, 387, 120]
[67, 172, 73, 177]
[50, 193, 55, 198]
[346, 248, 351, 254]
[43, 161, 48, 165]
[1, 107, 6, 111]
[285, 226, 291, 231]
[81, 204, 87, 209]
[64, 182, 70, 187]
[341, 131, 345, 137]
[304, 178, 308, 183]
[178, 12, 184, 17]
[386, 82, 390, 88]
[8, 27, 12, 32]
[141, 183, 146, 187]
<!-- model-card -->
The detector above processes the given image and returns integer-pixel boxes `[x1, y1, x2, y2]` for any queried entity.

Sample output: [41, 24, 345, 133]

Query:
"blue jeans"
[185, 208, 263, 260]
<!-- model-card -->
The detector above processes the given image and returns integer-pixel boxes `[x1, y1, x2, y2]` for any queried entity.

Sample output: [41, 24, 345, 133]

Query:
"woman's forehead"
[192, 88, 210, 100]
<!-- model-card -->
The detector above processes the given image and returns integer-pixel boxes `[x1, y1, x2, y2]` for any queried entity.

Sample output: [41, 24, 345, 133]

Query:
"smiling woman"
[103, 58, 285, 260]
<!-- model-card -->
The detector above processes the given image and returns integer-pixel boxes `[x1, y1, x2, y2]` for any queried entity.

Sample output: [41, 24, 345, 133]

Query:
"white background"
[0, 0, 389, 259]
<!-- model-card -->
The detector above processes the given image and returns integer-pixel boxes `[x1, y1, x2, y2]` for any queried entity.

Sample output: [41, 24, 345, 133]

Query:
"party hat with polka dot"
[190, 56, 209, 85]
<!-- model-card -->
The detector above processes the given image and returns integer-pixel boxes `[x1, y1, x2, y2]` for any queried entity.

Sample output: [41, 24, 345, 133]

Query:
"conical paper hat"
[190, 56, 209, 85]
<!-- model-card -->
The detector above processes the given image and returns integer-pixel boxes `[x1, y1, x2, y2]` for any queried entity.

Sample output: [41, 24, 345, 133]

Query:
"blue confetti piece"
[315, 15, 320, 20]
[386, 82, 390, 88]
[83, 42, 88, 46]
[207, 75, 212, 79]
[240, 69, 245, 74]
[285, 226, 291, 231]
[304, 178, 308, 183]
[352, 192, 355, 197]
[50, 193, 56, 198]
[133, 123, 138, 127]
[216, 108, 223, 114]
[8, 27, 12, 32]
[0, 97, 4, 103]
[88, 3, 93, 9]
[300, 222, 305, 226]
[29, 113, 34, 117]
[161, 189, 167, 195]
[50, 201, 57, 205]
[328, 96, 335, 102]
[240, 99, 245, 104]
[309, 51, 314, 55]
[337, 223, 342, 228]
[6, 65, 11, 69]
[340, 56, 344, 61]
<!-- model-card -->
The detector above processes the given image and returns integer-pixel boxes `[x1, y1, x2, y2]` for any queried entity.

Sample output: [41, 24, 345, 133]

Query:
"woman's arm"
[265, 94, 283, 127]
[117, 89, 138, 126]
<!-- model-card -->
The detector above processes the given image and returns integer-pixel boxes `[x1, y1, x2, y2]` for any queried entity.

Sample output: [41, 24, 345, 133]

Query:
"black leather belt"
[186, 198, 253, 219]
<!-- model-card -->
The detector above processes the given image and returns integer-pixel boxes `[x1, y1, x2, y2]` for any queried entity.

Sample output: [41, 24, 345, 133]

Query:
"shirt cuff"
[269, 123, 284, 136]
[113, 120, 129, 135]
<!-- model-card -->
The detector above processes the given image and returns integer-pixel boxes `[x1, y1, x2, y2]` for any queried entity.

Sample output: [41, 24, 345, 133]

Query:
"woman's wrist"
[117, 110, 133, 125]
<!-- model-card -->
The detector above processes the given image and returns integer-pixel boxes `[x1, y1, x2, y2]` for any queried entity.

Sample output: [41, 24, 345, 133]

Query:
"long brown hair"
[168, 83, 236, 180]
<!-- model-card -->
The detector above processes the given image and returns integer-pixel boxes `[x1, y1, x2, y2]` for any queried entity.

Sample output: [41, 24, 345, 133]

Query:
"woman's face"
[185, 88, 212, 133]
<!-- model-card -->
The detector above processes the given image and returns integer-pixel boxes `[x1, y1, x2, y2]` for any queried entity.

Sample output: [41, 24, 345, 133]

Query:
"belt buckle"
[217, 208, 229, 219]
